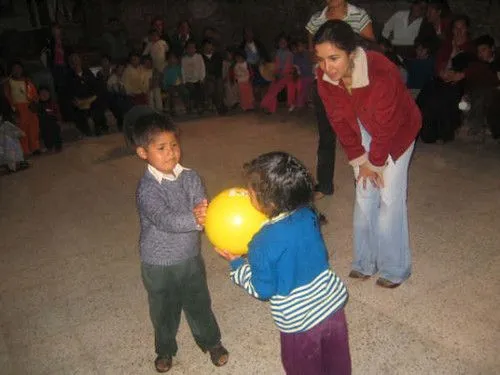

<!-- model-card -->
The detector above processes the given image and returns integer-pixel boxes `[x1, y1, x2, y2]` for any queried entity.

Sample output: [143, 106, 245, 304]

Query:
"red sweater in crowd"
[317, 49, 421, 171]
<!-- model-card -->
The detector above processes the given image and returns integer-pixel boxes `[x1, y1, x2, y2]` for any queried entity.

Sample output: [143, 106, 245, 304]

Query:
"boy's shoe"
[376, 277, 401, 289]
[154, 355, 172, 373]
[204, 343, 229, 367]
[348, 270, 371, 280]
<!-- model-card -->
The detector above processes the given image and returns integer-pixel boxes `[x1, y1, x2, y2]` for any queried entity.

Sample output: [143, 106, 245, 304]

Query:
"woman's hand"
[214, 247, 240, 261]
[357, 163, 384, 189]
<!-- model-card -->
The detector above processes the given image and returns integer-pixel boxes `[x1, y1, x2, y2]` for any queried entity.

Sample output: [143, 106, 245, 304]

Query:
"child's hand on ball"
[214, 247, 239, 261]
[193, 199, 208, 226]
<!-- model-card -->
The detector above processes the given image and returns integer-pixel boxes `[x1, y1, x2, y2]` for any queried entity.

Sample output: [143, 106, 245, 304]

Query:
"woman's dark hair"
[313, 20, 358, 53]
[243, 152, 314, 217]
[132, 112, 178, 147]
[177, 19, 191, 31]
[427, 0, 451, 17]
[475, 34, 495, 48]
[313, 20, 381, 54]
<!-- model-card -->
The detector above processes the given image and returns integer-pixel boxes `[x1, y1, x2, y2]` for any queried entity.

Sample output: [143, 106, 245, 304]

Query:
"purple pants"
[280, 309, 351, 375]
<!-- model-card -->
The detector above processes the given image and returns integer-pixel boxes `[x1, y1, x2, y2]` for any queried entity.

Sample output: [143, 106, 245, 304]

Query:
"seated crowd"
[1, 0, 499, 173]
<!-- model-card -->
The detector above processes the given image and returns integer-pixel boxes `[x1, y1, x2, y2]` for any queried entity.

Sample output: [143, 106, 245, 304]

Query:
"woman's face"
[315, 42, 353, 82]
[426, 6, 441, 23]
[452, 20, 468, 40]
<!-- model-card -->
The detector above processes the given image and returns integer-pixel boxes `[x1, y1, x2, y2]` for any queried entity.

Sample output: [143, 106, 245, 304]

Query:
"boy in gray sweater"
[133, 112, 228, 373]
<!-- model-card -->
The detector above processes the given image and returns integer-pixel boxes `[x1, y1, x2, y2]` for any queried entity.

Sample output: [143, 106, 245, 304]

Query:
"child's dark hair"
[475, 34, 495, 48]
[141, 54, 153, 65]
[243, 152, 314, 217]
[132, 112, 179, 147]
[414, 36, 433, 51]
[233, 49, 247, 60]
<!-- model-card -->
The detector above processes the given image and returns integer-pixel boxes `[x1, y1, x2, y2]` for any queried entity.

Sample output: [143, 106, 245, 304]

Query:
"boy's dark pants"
[141, 254, 221, 358]
[185, 82, 204, 113]
[39, 116, 62, 151]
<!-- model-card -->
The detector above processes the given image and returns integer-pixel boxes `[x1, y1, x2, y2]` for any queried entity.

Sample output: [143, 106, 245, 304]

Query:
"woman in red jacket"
[314, 20, 422, 288]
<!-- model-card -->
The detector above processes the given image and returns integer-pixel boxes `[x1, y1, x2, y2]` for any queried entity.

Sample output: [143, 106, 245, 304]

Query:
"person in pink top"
[260, 35, 296, 114]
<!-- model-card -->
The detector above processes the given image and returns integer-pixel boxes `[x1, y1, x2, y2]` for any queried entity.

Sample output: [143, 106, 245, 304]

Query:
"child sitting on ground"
[133, 112, 228, 373]
[37, 87, 63, 152]
[215, 152, 350, 375]
[0, 112, 30, 174]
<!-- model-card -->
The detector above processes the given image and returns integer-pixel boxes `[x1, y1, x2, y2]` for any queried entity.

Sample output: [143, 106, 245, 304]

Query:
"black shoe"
[154, 355, 172, 373]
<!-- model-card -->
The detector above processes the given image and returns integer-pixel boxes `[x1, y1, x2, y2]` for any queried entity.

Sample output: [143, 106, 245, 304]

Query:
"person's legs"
[181, 255, 222, 351]
[281, 309, 351, 375]
[90, 100, 108, 135]
[260, 78, 287, 113]
[313, 84, 336, 195]
[376, 143, 414, 284]
[72, 108, 92, 136]
[141, 263, 183, 358]
[297, 76, 313, 108]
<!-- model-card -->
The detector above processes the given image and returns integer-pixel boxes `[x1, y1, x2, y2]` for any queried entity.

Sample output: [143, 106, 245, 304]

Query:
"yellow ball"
[205, 188, 268, 255]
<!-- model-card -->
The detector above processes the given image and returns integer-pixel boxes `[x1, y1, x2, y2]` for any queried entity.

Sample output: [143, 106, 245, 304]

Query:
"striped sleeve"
[230, 263, 260, 299]
[305, 11, 325, 35]
[357, 8, 372, 31]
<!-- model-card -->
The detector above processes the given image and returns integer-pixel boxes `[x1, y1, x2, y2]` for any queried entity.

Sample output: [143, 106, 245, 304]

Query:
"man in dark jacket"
[202, 39, 226, 115]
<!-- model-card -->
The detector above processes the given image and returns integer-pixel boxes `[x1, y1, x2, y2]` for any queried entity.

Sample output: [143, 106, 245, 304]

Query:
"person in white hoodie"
[382, 0, 427, 58]
[181, 40, 206, 114]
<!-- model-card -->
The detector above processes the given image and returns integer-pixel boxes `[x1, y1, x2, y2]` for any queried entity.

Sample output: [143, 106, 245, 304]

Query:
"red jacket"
[317, 50, 421, 170]
[435, 39, 475, 74]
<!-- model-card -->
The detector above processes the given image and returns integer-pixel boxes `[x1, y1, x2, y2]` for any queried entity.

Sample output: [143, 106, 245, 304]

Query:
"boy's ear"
[136, 146, 148, 160]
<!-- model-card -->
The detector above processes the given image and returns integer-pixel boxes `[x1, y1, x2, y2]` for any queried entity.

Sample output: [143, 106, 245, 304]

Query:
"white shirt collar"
[322, 47, 369, 89]
[148, 163, 187, 183]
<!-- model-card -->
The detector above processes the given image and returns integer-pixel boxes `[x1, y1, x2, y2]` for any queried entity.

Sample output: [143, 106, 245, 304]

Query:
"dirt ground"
[1, 111, 499, 374]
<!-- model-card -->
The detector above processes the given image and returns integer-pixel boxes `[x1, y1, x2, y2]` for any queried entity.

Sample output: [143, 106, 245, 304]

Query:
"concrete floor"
[1, 112, 499, 375]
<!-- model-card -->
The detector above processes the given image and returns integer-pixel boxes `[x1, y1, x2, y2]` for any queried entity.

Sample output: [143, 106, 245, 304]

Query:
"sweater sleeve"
[229, 239, 277, 300]
[317, 77, 367, 166]
[382, 12, 396, 40]
[137, 182, 200, 233]
[188, 171, 206, 206]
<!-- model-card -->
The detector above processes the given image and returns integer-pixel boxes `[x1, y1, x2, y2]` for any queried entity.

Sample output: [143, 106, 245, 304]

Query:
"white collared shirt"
[382, 10, 423, 46]
[148, 163, 188, 183]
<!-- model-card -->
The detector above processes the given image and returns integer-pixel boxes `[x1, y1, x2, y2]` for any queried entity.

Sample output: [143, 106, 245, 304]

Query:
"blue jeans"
[352, 122, 415, 283]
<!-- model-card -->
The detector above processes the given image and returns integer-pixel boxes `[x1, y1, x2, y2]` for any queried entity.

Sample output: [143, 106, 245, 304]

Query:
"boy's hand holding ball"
[193, 199, 208, 226]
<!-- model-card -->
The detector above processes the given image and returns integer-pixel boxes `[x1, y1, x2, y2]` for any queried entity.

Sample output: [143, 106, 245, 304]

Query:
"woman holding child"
[314, 20, 421, 288]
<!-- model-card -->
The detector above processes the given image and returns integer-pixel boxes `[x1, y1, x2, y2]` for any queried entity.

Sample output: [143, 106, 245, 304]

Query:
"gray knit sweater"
[136, 168, 205, 266]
